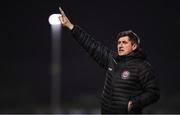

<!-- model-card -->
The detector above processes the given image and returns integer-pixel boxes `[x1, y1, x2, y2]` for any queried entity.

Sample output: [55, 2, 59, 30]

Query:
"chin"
[118, 52, 129, 56]
[118, 53, 125, 56]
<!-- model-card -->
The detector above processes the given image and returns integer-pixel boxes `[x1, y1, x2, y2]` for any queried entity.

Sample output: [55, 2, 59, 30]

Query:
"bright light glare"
[49, 14, 61, 25]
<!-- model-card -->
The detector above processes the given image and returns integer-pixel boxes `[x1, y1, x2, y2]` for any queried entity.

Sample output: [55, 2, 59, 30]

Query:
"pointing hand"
[59, 7, 74, 30]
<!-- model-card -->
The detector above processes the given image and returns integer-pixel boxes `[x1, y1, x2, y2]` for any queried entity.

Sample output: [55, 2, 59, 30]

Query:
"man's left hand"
[128, 101, 133, 112]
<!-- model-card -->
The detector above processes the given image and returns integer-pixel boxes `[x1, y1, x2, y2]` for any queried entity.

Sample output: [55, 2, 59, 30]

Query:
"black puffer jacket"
[71, 25, 160, 114]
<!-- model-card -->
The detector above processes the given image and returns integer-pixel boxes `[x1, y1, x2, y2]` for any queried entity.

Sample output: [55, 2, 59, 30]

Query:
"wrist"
[68, 23, 74, 30]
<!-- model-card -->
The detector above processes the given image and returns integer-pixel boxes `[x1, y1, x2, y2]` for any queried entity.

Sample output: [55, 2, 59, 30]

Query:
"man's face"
[117, 36, 137, 56]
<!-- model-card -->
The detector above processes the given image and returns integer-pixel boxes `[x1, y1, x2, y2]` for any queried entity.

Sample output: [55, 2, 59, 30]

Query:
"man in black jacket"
[58, 7, 160, 114]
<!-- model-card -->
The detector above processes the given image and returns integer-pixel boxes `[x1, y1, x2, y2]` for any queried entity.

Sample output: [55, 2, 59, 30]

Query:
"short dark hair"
[116, 30, 140, 45]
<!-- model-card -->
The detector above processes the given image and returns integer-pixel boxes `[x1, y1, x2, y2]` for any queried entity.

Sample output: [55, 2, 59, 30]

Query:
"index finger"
[59, 7, 65, 15]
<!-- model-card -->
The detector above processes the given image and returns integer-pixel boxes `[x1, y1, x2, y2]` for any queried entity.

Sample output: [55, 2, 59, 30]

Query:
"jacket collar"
[114, 50, 147, 62]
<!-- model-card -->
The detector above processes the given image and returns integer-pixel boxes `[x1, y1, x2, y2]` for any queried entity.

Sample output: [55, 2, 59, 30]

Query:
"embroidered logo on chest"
[121, 70, 130, 80]
[108, 67, 112, 71]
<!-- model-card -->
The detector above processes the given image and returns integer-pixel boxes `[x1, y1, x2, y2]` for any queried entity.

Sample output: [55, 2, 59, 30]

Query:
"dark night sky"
[1, 0, 180, 113]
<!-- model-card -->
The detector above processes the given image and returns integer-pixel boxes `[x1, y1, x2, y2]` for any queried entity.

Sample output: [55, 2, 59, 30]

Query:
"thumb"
[58, 15, 64, 24]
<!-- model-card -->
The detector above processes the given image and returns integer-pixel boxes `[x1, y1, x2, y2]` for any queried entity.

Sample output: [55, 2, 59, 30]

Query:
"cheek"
[124, 45, 132, 51]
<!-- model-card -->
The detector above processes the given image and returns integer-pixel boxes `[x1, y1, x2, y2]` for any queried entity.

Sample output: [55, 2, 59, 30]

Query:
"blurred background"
[1, 0, 180, 114]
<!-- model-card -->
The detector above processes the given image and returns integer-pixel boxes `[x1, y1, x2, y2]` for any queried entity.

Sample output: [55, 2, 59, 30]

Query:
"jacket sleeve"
[71, 25, 112, 70]
[130, 62, 160, 111]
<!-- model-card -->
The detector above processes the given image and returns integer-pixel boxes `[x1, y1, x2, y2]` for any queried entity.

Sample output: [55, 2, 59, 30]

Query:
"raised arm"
[58, 7, 113, 70]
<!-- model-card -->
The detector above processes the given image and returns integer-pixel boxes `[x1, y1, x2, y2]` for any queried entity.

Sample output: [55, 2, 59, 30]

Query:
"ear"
[132, 44, 137, 51]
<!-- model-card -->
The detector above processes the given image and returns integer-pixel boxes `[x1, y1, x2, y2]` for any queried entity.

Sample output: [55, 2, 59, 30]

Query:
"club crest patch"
[121, 70, 130, 80]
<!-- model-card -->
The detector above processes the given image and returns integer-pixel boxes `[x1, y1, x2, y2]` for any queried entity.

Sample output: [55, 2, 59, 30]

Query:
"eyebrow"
[118, 39, 128, 42]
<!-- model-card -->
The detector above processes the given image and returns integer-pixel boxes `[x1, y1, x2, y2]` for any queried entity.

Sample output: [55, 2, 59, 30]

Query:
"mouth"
[119, 49, 124, 52]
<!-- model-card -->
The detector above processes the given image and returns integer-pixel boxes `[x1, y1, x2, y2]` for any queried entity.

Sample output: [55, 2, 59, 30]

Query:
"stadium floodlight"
[48, 14, 61, 25]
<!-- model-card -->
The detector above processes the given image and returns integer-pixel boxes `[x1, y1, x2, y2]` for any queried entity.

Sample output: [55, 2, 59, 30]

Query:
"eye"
[122, 41, 128, 44]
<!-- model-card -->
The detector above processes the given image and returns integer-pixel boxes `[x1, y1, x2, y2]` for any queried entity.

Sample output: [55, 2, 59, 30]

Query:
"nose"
[119, 43, 123, 48]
